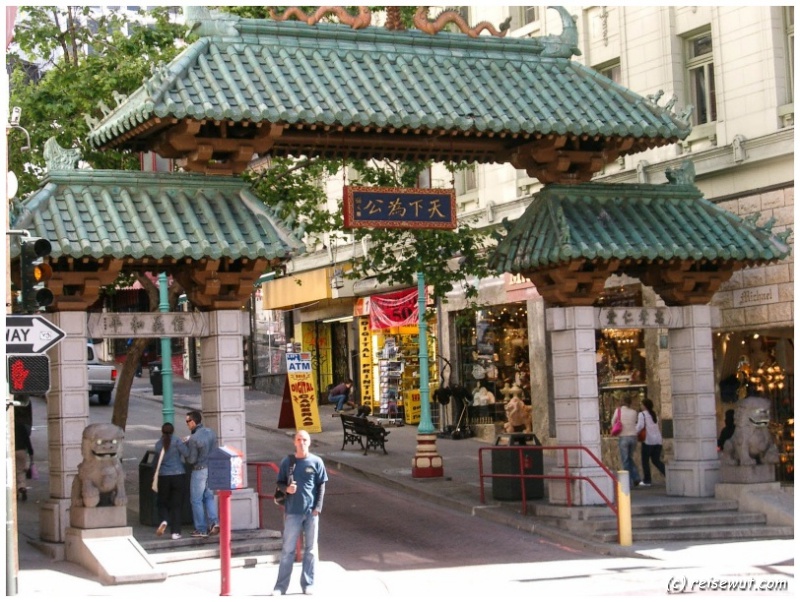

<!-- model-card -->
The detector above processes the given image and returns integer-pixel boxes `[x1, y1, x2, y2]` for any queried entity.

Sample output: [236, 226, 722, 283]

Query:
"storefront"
[454, 302, 531, 427]
[713, 328, 794, 483]
[355, 288, 438, 425]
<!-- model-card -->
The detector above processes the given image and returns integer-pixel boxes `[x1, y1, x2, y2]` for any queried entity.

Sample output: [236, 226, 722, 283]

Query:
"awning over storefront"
[262, 267, 334, 310]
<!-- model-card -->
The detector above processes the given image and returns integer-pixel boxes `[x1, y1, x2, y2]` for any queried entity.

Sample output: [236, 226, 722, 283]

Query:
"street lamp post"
[411, 271, 444, 478]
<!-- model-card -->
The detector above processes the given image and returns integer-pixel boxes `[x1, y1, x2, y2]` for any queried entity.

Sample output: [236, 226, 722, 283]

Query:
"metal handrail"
[247, 460, 279, 529]
[478, 444, 619, 517]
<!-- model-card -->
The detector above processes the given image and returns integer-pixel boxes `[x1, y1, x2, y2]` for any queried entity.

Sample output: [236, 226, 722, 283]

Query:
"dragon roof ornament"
[184, 7, 579, 57]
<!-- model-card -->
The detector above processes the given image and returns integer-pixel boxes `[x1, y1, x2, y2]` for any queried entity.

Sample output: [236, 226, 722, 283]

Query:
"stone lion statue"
[71, 423, 127, 508]
[721, 396, 780, 466]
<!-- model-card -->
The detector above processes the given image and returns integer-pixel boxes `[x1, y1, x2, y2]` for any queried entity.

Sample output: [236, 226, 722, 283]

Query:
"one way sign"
[6, 315, 67, 354]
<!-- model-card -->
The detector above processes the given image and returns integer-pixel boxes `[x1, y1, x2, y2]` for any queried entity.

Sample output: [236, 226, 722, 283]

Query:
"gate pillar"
[546, 307, 615, 505]
[199, 310, 259, 528]
[666, 305, 720, 497]
[39, 311, 89, 543]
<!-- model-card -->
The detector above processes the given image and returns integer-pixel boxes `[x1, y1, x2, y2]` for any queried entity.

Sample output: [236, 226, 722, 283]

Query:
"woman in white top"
[636, 398, 666, 486]
[613, 395, 642, 487]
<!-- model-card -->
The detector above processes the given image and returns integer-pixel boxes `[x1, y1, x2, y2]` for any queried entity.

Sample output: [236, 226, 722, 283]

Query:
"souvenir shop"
[453, 302, 531, 429]
[355, 287, 438, 425]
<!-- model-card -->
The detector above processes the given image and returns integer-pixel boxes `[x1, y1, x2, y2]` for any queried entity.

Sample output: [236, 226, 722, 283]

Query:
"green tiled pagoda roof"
[86, 9, 691, 155]
[10, 169, 303, 262]
[490, 180, 792, 274]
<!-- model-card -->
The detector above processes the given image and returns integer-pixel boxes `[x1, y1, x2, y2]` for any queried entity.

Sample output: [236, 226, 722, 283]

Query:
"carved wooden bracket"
[525, 258, 735, 306]
[172, 257, 271, 310]
[152, 121, 284, 175]
[508, 135, 638, 184]
[525, 259, 619, 306]
[46, 258, 124, 311]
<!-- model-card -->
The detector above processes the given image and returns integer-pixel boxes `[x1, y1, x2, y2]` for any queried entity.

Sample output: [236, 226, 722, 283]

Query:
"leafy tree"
[7, 6, 187, 195]
[7, 6, 187, 429]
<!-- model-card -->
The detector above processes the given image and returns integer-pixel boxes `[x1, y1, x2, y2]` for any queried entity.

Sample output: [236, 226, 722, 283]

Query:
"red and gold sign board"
[343, 186, 457, 230]
[277, 353, 322, 433]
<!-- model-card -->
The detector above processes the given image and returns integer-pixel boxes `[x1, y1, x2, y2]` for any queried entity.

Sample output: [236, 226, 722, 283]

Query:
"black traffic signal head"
[19, 237, 54, 313]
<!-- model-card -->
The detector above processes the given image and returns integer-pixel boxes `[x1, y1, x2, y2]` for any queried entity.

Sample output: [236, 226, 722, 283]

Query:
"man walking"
[273, 430, 328, 596]
[184, 410, 220, 537]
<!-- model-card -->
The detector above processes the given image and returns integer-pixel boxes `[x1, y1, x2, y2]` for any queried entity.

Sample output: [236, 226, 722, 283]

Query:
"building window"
[453, 164, 477, 196]
[520, 6, 540, 26]
[595, 60, 621, 84]
[416, 167, 432, 189]
[786, 6, 794, 103]
[685, 31, 717, 126]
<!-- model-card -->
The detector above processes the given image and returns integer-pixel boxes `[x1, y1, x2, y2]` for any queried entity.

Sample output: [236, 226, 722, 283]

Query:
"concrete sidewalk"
[12, 375, 794, 597]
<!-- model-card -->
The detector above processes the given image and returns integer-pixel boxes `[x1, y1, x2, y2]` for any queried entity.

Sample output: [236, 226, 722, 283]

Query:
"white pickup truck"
[87, 341, 117, 405]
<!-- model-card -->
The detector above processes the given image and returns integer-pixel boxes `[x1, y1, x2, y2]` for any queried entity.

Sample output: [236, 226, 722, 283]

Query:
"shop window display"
[455, 303, 530, 426]
[595, 285, 647, 434]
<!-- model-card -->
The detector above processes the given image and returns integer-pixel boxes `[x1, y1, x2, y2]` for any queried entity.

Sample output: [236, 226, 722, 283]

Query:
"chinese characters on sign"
[87, 313, 209, 338]
[598, 307, 679, 329]
[343, 186, 457, 230]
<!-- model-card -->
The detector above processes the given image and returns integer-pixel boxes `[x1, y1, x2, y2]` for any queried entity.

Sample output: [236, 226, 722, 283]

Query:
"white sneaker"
[171, 533, 182, 540]
[156, 521, 167, 536]
[272, 590, 283, 596]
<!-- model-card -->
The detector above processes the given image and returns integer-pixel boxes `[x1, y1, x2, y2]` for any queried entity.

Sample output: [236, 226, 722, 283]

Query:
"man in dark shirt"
[272, 430, 328, 596]
[328, 379, 354, 412]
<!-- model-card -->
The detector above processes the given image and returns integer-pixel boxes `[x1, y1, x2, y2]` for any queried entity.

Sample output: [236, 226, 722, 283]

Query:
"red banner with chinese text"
[369, 288, 419, 329]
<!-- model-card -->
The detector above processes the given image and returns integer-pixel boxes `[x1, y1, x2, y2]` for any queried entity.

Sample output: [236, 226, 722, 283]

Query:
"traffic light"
[6, 355, 51, 396]
[19, 237, 54, 314]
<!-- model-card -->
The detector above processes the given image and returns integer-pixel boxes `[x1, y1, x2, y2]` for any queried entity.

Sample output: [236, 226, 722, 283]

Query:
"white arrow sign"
[6, 315, 67, 354]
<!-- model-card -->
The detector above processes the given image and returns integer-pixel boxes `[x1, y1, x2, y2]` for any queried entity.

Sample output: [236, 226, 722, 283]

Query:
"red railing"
[248, 461, 280, 529]
[478, 444, 619, 517]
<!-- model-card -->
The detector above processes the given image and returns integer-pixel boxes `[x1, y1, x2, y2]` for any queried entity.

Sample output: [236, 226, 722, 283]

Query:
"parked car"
[88, 341, 117, 405]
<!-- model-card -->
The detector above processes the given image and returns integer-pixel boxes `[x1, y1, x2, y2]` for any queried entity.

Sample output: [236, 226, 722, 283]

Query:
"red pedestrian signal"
[6, 355, 50, 395]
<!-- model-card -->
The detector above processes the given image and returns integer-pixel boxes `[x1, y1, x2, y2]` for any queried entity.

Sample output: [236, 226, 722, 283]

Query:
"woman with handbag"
[637, 398, 666, 486]
[153, 422, 189, 540]
[612, 395, 643, 488]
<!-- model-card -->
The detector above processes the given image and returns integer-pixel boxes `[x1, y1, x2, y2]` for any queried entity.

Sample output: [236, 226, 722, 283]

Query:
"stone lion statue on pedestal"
[71, 423, 127, 508]
[721, 396, 779, 466]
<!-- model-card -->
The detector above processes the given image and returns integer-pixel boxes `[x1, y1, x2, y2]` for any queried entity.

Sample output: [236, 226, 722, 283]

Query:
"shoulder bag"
[274, 455, 296, 506]
[610, 408, 623, 436]
[637, 412, 648, 442]
[151, 447, 165, 493]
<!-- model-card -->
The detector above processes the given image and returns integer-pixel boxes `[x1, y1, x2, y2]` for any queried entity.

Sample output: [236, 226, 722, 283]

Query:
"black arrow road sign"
[6, 315, 67, 354]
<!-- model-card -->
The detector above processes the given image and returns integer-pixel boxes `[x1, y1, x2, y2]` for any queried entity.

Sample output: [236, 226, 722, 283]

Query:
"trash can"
[149, 362, 163, 396]
[138, 450, 193, 527]
[491, 433, 544, 501]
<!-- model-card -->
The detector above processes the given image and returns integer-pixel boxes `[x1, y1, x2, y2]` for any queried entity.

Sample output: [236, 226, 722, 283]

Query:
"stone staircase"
[529, 495, 794, 544]
[138, 528, 283, 576]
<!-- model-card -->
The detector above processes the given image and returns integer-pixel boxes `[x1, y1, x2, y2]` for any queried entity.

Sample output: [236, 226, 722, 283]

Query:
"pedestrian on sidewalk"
[636, 399, 666, 486]
[154, 422, 189, 539]
[328, 378, 354, 412]
[273, 430, 328, 596]
[612, 395, 643, 488]
[14, 420, 34, 501]
[184, 410, 220, 538]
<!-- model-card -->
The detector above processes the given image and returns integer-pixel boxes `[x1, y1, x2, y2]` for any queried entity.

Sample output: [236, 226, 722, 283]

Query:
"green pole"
[416, 272, 434, 434]
[159, 273, 174, 425]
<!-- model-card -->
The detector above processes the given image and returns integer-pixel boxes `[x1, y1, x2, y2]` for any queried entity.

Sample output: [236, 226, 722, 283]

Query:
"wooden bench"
[340, 415, 389, 455]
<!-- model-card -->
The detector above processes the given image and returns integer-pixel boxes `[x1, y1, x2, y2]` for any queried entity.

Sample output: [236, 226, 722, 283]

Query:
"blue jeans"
[618, 436, 640, 486]
[189, 468, 218, 532]
[330, 394, 347, 411]
[274, 512, 319, 594]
